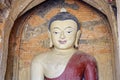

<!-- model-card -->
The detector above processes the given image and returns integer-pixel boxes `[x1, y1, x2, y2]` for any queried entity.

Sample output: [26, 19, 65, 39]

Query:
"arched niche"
[3, 0, 117, 80]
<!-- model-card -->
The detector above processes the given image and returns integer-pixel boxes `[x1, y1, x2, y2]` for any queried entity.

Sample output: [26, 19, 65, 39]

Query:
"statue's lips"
[59, 40, 67, 44]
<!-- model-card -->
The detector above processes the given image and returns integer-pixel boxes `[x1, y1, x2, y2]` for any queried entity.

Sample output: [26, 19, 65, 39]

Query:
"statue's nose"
[60, 32, 65, 39]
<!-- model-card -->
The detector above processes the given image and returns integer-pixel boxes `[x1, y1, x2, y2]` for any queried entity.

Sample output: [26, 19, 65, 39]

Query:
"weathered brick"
[28, 15, 45, 27]
[17, 1, 114, 80]
[44, 8, 60, 20]
[65, 0, 75, 4]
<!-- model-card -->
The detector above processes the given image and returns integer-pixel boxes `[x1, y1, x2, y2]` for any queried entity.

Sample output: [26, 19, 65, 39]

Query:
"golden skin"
[31, 20, 81, 80]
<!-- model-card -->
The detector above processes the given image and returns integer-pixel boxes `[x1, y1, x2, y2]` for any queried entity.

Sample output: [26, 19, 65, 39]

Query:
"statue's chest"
[44, 56, 70, 76]
[44, 54, 86, 78]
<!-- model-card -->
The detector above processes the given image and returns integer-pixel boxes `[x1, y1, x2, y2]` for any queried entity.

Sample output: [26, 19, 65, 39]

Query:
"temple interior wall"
[5, 0, 114, 80]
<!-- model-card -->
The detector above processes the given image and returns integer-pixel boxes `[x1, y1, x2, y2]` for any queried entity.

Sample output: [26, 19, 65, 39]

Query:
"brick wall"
[8, 0, 114, 80]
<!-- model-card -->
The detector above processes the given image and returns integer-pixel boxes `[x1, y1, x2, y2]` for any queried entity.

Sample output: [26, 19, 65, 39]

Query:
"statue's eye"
[67, 31, 72, 33]
[54, 32, 59, 34]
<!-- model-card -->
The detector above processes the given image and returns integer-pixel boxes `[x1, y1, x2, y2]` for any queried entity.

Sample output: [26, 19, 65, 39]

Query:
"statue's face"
[50, 20, 78, 50]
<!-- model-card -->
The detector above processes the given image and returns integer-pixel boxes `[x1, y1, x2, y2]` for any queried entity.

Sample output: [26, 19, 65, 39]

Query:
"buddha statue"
[31, 8, 98, 80]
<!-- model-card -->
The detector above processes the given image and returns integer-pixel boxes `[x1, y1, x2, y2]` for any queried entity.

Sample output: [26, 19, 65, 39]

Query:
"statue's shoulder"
[76, 50, 97, 63]
[32, 51, 50, 64]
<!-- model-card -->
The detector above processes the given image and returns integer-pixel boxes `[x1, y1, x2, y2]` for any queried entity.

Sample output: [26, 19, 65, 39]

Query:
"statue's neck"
[52, 48, 77, 55]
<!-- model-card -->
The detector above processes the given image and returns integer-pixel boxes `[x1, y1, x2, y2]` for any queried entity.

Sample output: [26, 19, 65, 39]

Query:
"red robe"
[45, 51, 98, 80]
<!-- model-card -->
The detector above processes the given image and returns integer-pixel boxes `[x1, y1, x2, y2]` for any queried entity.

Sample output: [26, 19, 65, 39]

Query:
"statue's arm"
[84, 58, 98, 80]
[31, 58, 44, 80]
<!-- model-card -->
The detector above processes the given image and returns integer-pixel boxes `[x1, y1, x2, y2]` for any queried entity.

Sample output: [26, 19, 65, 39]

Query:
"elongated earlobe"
[75, 30, 81, 48]
[49, 38, 53, 48]
[48, 31, 53, 48]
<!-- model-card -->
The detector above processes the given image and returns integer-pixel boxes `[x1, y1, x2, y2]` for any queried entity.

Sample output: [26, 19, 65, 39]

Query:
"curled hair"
[48, 12, 80, 30]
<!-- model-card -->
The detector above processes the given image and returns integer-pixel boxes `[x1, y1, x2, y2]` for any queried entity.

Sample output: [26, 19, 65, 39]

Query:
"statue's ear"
[75, 30, 81, 48]
[48, 31, 53, 48]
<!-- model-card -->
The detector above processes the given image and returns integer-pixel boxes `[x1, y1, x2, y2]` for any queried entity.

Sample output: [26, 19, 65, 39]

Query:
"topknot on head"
[60, 8, 67, 12]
